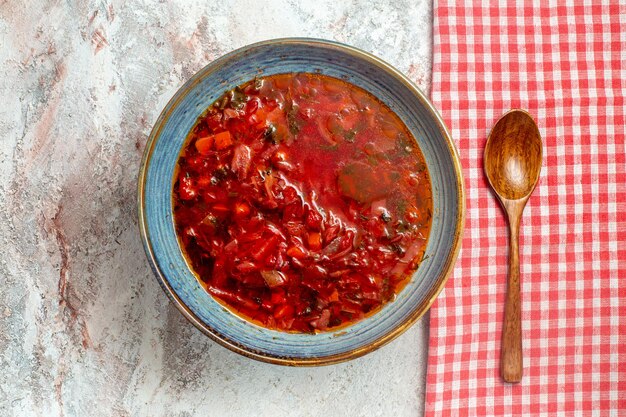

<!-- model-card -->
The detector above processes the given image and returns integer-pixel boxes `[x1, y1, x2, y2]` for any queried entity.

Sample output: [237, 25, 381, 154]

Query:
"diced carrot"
[307, 232, 322, 251]
[286, 245, 307, 259]
[195, 135, 214, 154]
[213, 131, 233, 150]
[328, 288, 339, 303]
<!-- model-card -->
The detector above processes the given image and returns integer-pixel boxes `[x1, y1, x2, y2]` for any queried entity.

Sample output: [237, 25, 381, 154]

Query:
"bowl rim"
[137, 37, 465, 366]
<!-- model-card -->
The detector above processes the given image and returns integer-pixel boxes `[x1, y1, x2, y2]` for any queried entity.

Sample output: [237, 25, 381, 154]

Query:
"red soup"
[174, 73, 432, 332]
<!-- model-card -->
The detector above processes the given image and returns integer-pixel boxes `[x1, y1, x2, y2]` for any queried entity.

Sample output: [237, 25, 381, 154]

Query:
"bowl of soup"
[138, 38, 464, 365]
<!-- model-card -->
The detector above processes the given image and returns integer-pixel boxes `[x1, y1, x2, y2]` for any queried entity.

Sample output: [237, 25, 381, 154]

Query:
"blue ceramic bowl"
[138, 38, 464, 366]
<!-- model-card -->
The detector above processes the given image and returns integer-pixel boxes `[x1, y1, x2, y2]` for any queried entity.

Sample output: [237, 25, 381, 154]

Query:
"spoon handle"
[501, 207, 523, 382]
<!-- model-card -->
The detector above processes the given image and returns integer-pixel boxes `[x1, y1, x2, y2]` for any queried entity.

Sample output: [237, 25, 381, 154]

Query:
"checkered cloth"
[425, 1, 626, 415]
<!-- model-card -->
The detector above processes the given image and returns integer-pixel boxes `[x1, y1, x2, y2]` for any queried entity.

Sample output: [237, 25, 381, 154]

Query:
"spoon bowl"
[484, 109, 542, 383]
[485, 110, 542, 201]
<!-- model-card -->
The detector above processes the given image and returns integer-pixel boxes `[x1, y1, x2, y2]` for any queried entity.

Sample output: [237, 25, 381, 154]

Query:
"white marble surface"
[0, 1, 433, 416]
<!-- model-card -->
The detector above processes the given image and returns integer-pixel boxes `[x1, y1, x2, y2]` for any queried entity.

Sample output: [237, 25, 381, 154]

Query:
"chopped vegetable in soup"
[174, 73, 432, 332]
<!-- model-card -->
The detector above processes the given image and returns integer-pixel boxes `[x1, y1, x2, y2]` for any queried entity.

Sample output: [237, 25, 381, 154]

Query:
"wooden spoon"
[484, 109, 542, 383]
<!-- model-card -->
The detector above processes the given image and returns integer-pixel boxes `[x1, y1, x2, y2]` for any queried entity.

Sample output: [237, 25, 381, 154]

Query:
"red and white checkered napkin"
[425, 1, 626, 415]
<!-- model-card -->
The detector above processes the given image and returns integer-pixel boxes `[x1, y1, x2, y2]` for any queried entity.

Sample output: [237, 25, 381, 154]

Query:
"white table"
[0, 1, 433, 415]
